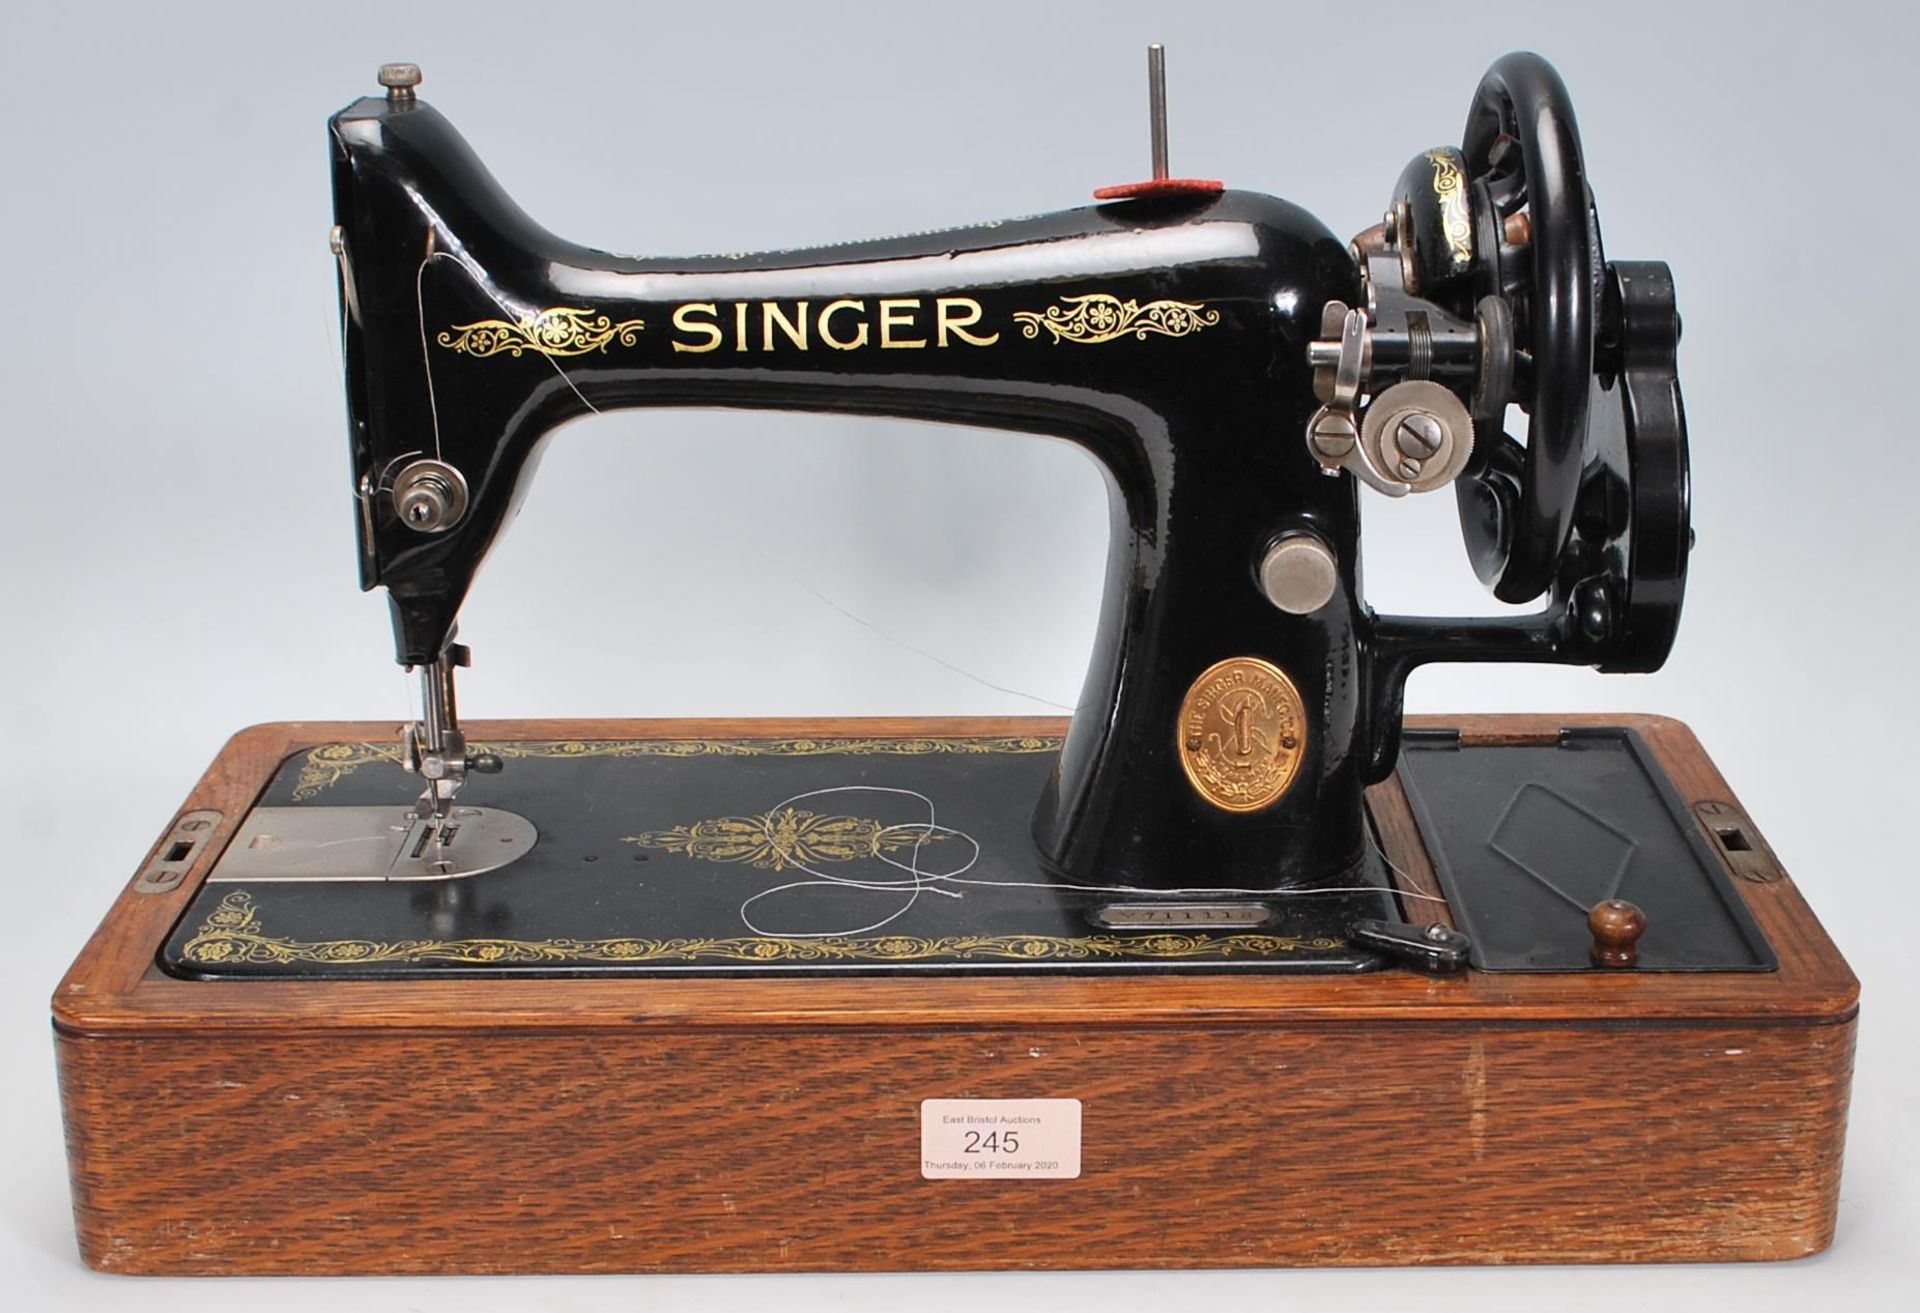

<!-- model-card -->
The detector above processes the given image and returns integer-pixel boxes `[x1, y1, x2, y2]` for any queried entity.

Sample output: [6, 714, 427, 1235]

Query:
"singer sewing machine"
[55, 50, 1855, 1275]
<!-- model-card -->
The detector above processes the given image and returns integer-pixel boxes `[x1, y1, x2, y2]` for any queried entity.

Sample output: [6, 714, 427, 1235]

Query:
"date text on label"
[920, 1098, 1082, 1179]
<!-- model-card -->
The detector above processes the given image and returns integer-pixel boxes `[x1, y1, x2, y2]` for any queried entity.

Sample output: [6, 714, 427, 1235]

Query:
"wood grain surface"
[52, 714, 1858, 1273]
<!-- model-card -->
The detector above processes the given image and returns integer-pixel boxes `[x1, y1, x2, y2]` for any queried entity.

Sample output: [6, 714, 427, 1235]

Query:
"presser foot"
[399, 639, 502, 820]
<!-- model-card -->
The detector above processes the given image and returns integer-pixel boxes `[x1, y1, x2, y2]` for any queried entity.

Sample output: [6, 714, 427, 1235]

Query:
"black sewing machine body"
[328, 52, 1686, 897]
[59, 53, 1864, 1277]
[333, 102, 1371, 891]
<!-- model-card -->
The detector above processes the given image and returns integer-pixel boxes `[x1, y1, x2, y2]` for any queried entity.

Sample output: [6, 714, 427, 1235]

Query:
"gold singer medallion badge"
[1177, 657, 1307, 812]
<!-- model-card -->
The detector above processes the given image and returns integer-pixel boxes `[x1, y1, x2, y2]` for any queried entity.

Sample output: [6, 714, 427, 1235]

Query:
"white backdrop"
[2, 1, 1913, 1307]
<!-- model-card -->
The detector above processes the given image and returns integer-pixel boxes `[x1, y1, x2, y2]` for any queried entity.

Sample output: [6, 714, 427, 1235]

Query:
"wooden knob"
[1588, 899, 1646, 968]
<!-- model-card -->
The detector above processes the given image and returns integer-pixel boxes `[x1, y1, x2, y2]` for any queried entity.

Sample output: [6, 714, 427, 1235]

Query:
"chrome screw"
[1394, 411, 1445, 460]
[1309, 410, 1358, 460]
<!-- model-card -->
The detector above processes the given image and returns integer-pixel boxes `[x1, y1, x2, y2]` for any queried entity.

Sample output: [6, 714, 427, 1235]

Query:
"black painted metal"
[1390, 146, 1478, 301]
[1396, 729, 1774, 972]
[1592, 261, 1691, 671]
[160, 739, 1396, 979]
[1459, 52, 1597, 603]
[1349, 918, 1473, 975]
[327, 53, 1690, 891]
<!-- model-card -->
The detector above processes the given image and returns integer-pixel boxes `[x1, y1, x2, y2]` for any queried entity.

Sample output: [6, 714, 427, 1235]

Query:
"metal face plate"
[1175, 657, 1307, 813]
[1090, 902, 1277, 929]
[208, 805, 537, 883]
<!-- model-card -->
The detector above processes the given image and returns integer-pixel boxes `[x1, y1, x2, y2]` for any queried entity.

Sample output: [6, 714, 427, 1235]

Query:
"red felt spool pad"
[1092, 178, 1226, 201]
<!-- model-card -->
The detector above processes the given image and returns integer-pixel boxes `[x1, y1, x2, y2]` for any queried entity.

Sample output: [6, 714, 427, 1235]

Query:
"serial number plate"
[920, 1098, 1082, 1179]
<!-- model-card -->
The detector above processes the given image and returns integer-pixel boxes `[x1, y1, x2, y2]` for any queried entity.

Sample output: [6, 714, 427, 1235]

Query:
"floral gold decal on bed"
[177, 891, 1340, 967]
[624, 806, 948, 872]
[291, 737, 1063, 801]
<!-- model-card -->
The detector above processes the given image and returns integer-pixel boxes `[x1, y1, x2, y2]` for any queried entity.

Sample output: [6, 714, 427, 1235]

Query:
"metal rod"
[1148, 43, 1168, 180]
[420, 662, 448, 749]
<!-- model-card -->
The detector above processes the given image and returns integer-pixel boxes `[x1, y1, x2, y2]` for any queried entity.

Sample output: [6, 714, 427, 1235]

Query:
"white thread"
[414, 255, 447, 460]
[730, 783, 1444, 939]
[410, 253, 1066, 716]
[1366, 818, 1433, 899]
[360, 161, 1447, 932]
[737, 785, 979, 938]
[417, 251, 604, 466]
[409, 254, 1065, 718]
[332, 272, 349, 380]
[748, 547, 1077, 713]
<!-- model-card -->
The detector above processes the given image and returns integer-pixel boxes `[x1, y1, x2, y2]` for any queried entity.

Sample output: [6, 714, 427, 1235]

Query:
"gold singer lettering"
[879, 299, 926, 349]
[667, 297, 1000, 354]
[670, 303, 723, 354]
[819, 299, 868, 350]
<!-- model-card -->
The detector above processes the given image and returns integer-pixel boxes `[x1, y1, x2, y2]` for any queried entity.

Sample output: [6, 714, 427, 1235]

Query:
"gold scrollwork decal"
[177, 890, 1338, 967]
[1013, 293, 1220, 345]
[437, 307, 646, 358]
[291, 736, 1063, 801]
[293, 742, 404, 800]
[625, 806, 947, 872]
[1427, 150, 1474, 266]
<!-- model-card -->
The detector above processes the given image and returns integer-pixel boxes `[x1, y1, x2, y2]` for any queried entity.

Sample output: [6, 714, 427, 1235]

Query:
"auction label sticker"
[920, 1098, 1082, 1179]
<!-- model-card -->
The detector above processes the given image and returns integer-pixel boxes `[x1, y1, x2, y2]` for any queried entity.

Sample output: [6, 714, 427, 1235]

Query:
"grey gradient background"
[2, 0, 1914, 1306]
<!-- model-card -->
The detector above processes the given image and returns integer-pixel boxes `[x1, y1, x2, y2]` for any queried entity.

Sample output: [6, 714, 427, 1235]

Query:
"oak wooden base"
[53, 714, 1858, 1273]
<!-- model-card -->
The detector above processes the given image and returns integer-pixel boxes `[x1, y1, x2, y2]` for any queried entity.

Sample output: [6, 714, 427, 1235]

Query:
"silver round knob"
[390, 459, 468, 534]
[378, 63, 422, 101]
[1259, 533, 1340, 615]
[1359, 380, 1475, 494]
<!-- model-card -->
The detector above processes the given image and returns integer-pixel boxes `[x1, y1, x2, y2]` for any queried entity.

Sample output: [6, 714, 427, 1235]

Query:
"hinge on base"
[134, 810, 222, 893]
